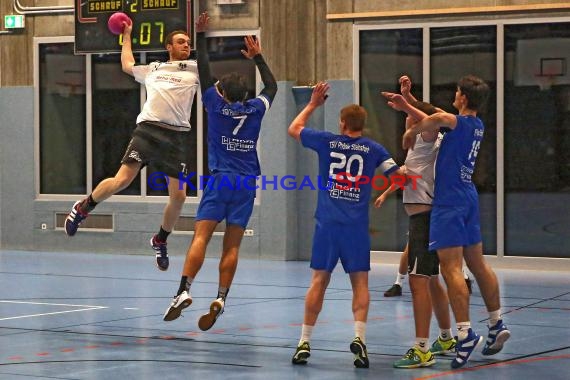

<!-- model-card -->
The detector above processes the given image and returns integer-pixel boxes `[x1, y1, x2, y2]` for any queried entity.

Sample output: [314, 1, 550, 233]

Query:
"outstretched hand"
[195, 11, 209, 33]
[241, 35, 261, 59]
[309, 82, 330, 107]
[399, 75, 412, 96]
[374, 194, 387, 208]
[382, 91, 409, 112]
[122, 19, 133, 36]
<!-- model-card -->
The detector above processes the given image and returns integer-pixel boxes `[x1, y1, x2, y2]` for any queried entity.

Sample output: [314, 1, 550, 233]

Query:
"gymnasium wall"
[0, 0, 567, 259]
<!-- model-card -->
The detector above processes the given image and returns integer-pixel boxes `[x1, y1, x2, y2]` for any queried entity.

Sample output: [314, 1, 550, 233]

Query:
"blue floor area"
[0, 250, 569, 379]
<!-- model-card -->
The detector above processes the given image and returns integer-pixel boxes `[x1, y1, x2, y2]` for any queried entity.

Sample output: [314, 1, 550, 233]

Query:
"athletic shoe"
[65, 201, 88, 236]
[198, 298, 224, 331]
[451, 329, 483, 369]
[350, 337, 369, 368]
[465, 277, 473, 294]
[384, 284, 402, 297]
[482, 320, 511, 356]
[393, 347, 436, 368]
[430, 336, 457, 355]
[291, 341, 311, 365]
[163, 291, 192, 321]
[150, 235, 169, 271]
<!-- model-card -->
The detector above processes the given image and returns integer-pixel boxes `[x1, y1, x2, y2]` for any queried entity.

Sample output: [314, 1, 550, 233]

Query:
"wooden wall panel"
[2, 0, 570, 86]
[200, 0, 259, 30]
[326, 0, 353, 80]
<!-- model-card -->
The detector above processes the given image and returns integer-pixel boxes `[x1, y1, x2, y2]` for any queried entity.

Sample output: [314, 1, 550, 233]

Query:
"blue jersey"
[203, 86, 271, 176]
[301, 129, 398, 225]
[434, 115, 484, 206]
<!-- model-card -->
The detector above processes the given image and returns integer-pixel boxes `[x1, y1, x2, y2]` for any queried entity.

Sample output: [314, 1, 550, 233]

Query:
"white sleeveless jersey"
[403, 133, 442, 205]
[132, 60, 199, 131]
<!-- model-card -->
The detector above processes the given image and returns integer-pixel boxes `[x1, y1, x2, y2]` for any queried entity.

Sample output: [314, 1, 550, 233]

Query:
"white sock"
[462, 267, 469, 279]
[457, 322, 471, 341]
[439, 328, 452, 341]
[415, 337, 429, 353]
[354, 321, 366, 343]
[300, 324, 314, 344]
[488, 309, 501, 327]
[395, 272, 406, 286]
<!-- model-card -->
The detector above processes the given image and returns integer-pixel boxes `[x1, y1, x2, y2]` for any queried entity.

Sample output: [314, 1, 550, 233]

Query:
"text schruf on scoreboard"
[142, 0, 179, 10]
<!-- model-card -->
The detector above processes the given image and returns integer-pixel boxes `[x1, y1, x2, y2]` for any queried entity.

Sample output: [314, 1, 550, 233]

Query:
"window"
[359, 28, 423, 251]
[38, 41, 86, 194]
[504, 22, 570, 258]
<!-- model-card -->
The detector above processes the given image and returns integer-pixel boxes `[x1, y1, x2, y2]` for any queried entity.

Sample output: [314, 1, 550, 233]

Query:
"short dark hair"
[165, 30, 189, 48]
[219, 73, 248, 102]
[410, 100, 438, 116]
[458, 75, 489, 112]
[340, 104, 367, 132]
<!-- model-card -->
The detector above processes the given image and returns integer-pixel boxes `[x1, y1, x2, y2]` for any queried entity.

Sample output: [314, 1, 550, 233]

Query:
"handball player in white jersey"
[64, 21, 199, 272]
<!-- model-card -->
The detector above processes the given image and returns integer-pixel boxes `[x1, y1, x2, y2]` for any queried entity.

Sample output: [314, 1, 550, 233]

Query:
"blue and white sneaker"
[65, 201, 88, 236]
[150, 235, 169, 271]
[482, 320, 511, 356]
[163, 290, 192, 321]
[451, 329, 483, 369]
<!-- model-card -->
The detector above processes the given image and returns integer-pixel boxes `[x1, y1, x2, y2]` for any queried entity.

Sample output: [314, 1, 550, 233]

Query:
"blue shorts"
[429, 204, 482, 250]
[311, 219, 371, 273]
[196, 173, 256, 229]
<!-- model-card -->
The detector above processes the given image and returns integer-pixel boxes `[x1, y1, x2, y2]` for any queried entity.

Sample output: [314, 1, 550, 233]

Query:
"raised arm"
[382, 92, 429, 122]
[121, 21, 135, 76]
[288, 82, 329, 141]
[402, 112, 457, 150]
[241, 36, 277, 102]
[195, 12, 215, 95]
[399, 75, 418, 104]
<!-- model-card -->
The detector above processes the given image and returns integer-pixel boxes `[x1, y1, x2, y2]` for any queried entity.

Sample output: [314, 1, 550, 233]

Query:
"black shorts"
[407, 211, 439, 277]
[121, 121, 190, 178]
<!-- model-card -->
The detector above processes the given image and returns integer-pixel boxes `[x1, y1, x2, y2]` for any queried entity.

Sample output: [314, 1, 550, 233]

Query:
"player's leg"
[349, 271, 370, 368]
[394, 212, 436, 368]
[163, 219, 218, 322]
[431, 205, 483, 369]
[197, 224, 244, 331]
[293, 220, 337, 365]
[339, 223, 371, 368]
[439, 246, 483, 368]
[198, 178, 254, 331]
[385, 244, 408, 297]
[428, 275, 456, 355]
[65, 162, 141, 236]
[150, 176, 187, 271]
[292, 269, 331, 365]
[464, 242, 510, 355]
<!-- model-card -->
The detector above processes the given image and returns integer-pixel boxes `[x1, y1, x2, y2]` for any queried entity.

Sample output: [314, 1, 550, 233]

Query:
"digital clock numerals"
[119, 22, 165, 46]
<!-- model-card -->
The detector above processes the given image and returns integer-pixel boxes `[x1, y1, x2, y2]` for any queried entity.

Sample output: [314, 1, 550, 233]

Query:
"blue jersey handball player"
[402, 75, 510, 369]
[162, 12, 277, 331]
[288, 82, 403, 368]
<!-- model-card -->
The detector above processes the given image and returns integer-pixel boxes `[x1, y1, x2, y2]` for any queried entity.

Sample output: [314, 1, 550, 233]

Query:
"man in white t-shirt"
[64, 21, 199, 272]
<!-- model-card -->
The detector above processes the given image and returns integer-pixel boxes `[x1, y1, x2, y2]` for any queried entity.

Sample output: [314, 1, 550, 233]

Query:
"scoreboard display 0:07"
[75, 0, 194, 54]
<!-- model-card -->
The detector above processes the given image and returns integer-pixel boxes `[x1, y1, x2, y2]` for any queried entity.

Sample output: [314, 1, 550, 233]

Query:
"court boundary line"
[0, 300, 107, 322]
